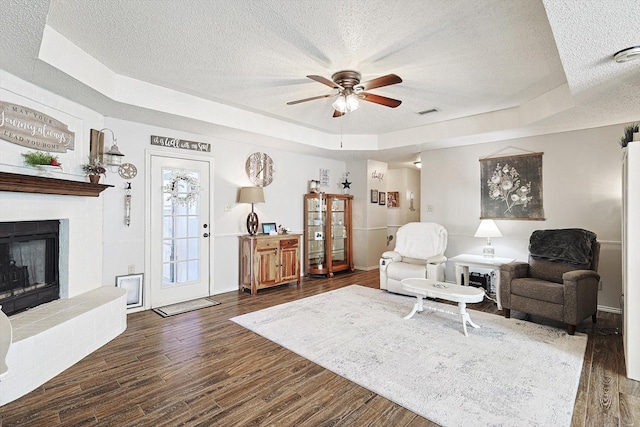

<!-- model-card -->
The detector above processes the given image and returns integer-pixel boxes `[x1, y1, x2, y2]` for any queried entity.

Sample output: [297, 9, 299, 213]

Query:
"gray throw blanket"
[529, 228, 597, 265]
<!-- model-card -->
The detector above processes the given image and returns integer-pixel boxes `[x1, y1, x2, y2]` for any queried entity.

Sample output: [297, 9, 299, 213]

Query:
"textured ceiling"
[1, 0, 640, 167]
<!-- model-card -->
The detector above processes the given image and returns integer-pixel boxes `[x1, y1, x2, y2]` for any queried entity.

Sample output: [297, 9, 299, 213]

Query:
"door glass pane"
[162, 168, 201, 287]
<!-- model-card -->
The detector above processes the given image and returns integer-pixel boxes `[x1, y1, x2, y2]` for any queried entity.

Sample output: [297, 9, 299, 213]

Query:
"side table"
[448, 254, 516, 310]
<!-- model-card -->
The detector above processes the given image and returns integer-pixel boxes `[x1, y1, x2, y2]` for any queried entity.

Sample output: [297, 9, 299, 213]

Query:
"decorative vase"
[89, 175, 101, 184]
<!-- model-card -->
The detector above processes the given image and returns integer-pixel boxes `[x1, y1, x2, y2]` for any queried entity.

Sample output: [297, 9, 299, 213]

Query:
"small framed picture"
[262, 222, 277, 234]
[371, 189, 378, 203]
[379, 192, 386, 206]
[116, 273, 144, 309]
[388, 191, 400, 208]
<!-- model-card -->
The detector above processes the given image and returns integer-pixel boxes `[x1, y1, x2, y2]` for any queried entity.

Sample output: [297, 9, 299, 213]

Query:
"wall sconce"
[99, 128, 125, 168]
[238, 186, 265, 235]
[474, 219, 502, 257]
[409, 192, 416, 211]
[413, 161, 421, 169]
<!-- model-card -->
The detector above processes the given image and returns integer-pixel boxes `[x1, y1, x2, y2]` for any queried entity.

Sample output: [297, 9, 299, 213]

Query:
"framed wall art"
[116, 273, 144, 308]
[387, 191, 399, 208]
[379, 192, 386, 206]
[371, 189, 378, 203]
[479, 152, 545, 220]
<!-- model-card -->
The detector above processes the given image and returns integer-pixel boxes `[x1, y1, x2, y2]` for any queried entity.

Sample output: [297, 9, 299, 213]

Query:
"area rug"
[231, 285, 587, 427]
[153, 297, 220, 317]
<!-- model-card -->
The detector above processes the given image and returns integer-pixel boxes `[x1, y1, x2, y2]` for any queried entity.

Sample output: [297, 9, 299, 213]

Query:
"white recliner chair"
[379, 222, 448, 295]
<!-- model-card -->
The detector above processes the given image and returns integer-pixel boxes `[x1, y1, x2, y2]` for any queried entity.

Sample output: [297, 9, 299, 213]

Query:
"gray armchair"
[500, 229, 600, 335]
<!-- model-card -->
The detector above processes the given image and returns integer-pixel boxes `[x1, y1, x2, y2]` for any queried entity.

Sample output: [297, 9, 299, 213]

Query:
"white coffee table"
[401, 278, 485, 337]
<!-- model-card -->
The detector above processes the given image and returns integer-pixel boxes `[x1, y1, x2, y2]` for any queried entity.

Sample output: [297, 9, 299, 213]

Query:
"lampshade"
[474, 219, 502, 238]
[475, 219, 502, 257]
[238, 186, 265, 204]
[238, 186, 264, 235]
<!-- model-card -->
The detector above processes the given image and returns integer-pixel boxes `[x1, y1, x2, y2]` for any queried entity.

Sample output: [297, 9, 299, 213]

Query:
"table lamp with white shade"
[238, 186, 265, 235]
[474, 219, 502, 257]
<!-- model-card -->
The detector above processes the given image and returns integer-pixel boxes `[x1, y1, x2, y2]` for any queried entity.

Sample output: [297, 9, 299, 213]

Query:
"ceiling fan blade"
[360, 92, 402, 108]
[357, 74, 402, 91]
[287, 94, 333, 105]
[333, 109, 345, 118]
[307, 75, 342, 89]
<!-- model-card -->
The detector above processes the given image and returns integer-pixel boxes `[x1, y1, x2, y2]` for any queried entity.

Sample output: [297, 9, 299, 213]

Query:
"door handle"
[203, 233, 209, 238]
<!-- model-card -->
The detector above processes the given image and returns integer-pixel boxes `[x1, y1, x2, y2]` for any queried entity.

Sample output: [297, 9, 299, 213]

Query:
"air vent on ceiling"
[417, 108, 439, 115]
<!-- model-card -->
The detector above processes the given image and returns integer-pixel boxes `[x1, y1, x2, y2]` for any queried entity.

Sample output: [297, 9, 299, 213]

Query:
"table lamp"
[238, 186, 265, 235]
[474, 219, 502, 257]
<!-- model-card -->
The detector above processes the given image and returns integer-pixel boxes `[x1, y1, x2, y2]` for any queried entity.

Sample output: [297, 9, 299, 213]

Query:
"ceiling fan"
[287, 70, 402, 117]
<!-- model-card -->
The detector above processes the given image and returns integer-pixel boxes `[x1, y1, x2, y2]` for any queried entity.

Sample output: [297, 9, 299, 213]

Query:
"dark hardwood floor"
[0, 270, 637, 426]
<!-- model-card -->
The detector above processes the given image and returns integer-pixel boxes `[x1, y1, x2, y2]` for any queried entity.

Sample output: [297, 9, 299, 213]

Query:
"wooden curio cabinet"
[239, 234, 301, 295]
[304, 193, 354, 277]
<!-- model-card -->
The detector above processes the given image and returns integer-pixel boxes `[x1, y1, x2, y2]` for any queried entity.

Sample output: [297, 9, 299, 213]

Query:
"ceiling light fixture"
[614, 46, 640, 63]
[332, 90, 360, 113]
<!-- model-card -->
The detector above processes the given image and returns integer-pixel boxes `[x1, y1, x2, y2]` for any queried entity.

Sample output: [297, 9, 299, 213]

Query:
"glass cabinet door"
[330, 198, 347, 265]
[306, 195, 326, 270]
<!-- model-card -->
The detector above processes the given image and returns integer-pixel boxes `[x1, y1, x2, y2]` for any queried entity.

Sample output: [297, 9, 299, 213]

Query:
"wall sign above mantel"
[150, 135, 211, 152]
[0, 101, 75, 152]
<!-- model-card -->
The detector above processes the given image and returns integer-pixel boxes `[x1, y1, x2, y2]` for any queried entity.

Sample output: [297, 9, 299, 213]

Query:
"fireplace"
[0, 220, 60, 315]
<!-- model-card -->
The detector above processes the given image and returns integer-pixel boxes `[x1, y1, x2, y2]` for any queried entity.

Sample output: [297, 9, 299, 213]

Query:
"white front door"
[149, 154, 212, 308]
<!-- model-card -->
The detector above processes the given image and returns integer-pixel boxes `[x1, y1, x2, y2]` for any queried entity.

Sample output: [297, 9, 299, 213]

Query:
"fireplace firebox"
[0, 220, 59, 315]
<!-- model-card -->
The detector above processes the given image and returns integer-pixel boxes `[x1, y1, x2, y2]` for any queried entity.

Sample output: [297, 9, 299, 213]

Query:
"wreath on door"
[163, 171, 201, 206]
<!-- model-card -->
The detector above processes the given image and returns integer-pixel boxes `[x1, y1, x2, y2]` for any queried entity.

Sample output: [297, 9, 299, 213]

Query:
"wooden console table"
[239, 234, 301, 295]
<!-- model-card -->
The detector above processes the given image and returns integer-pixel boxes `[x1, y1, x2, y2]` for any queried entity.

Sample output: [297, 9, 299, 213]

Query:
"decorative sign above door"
[0, 101, 75, 152]
[150, 135, 211, 152]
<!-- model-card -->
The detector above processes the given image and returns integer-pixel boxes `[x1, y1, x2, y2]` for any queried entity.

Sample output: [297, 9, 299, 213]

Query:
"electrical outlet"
[224, 203, 231, 211]
[128, 265, 135, 274]
[427, 205, 434, 212]
[598, 279, 603, 291]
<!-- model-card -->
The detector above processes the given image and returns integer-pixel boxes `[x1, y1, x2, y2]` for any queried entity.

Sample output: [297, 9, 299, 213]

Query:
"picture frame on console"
[116, 273, 144, 308]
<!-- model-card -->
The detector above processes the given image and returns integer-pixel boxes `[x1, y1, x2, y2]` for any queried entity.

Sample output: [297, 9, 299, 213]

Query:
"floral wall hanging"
[479, 152, 545, 220]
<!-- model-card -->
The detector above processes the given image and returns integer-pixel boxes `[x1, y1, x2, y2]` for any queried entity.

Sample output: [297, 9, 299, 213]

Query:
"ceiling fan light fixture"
[332, 95, 347, 113]
[614, 46, 640, 63]
[332, 92, 360, 113]
[345, 93, 360, 112]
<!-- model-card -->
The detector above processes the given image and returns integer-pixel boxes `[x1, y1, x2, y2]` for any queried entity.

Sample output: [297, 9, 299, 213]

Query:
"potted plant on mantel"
[21, 151, 62, 176]
[81, 158, 106, 183]
[620, 123, 639, 148]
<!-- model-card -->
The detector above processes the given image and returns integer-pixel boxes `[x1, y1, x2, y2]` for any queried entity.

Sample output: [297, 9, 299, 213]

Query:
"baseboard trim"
[598, 305, 621, 314]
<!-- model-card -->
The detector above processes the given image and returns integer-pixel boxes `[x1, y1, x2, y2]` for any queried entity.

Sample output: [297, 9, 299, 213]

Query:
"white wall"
[0, 71, 105, 298]
[422, 126, 623, 311]
[99, 119, 347, 302]
[0, 71, 349, 309]
[0, 70, 626, 312]
[349, 160, 388, 270]
[385, 167, 421, 246]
